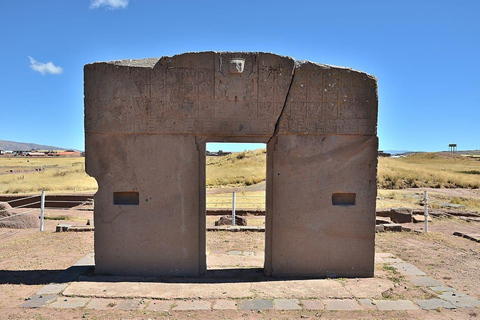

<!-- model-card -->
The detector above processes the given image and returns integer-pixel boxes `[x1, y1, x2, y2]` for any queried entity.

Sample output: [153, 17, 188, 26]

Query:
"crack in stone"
[268, 64, 296, 144]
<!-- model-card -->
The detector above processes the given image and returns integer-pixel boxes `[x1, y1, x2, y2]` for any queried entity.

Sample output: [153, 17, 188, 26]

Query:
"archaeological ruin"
[84, 52, 378, 277]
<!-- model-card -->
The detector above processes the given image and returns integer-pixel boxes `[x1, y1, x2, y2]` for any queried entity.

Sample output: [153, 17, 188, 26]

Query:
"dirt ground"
[0, 208, 479, 319]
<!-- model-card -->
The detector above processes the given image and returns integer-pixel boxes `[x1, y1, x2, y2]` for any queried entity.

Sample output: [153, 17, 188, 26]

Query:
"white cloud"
[89, 0, 129, 10]
[28, 56, 63, 75]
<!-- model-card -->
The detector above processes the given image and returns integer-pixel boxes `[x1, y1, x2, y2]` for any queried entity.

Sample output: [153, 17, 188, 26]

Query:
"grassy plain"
[378, 152, 480, 189]
[0, 157, 97, 194]
[206, 148, 266, 187]
[1, 150, 480, 211]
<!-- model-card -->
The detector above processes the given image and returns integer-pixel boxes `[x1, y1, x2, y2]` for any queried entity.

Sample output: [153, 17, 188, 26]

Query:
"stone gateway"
[84, 52, 378, 277]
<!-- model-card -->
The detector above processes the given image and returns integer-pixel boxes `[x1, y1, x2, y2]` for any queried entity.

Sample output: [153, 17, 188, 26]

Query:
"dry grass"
[207, 190, 265, 210]
[1, 150, 479, 200]
[206, 148, 266, 187]
[378, 152, 480, 189]
[0, 157, 97, 194]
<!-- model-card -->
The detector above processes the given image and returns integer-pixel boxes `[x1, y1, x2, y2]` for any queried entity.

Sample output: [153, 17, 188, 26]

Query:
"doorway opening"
[205, 142, 266, 271]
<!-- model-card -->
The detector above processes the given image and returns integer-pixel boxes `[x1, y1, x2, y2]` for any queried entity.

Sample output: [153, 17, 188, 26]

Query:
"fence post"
[424, 190, 428, 232]
[232, 192, 236, 227]
[40, 190, 45, 231]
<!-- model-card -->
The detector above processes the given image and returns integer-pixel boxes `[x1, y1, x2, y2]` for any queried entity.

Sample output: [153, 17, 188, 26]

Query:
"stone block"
[239, 299, 274, 310]
[215, 215, 247, 226]
[172, 300, 212, 311]
[383, 223, 402, 232]
[390, 208, 412, 223]
[415, 298, 456, 310]
[85, 52, 378, 277]
[374, 300, 419, 311]
[274, 299, 301, 310]
[22, 294, 58, 308]
[324, 299, 362, 310]
[48, 297, 90, 309]
[300, 299, 324, 310]
[144, 300, 172, 311]
[409, 276, 443, 287]
[212, 299, 237, 310]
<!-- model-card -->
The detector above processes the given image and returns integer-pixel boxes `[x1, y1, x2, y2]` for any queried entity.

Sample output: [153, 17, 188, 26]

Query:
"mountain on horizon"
[0, 139, 70, 151]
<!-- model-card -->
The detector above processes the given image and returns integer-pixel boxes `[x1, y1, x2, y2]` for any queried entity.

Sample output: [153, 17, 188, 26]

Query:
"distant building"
[378, 150, 391, 157]
[206, 150, 232, 157]
[47, 151, 82, 157]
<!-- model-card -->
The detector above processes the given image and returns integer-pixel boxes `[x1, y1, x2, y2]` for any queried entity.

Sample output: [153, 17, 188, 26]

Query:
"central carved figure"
[84, 52, 378, 278]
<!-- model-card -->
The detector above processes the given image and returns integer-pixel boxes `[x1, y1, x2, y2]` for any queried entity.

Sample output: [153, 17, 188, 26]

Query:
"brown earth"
[0, 208, 479, 319]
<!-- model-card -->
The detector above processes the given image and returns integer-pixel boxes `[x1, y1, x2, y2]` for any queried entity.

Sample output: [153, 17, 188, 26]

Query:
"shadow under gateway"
[1, 265, 353, 285]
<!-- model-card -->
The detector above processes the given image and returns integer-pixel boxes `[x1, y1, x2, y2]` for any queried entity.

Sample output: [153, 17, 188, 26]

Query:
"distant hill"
[0, 139, 68, 151]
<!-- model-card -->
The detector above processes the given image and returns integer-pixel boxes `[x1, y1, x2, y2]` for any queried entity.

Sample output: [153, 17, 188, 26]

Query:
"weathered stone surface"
[239, 299, 274, 310]
[274, 299, 302, 310]
[374, 299, 419, 310]
[215, 215, 247, 226]
[144, 300, 172, 311]
[172, 300, 211, 311]
[437, 291, 480, 308]
[22, 294, 58, 308]
[412, 214, 432, 223]
[389, 208, 412, 223]
[324, 299, 362, 310]
[266, 134, 377, 277]
[85, 52, 378, 277]
[300, 299, 324, 310]
[390, 262, 426, 276]
[212, 299, 237, 310]
[409, 276, 443, 287]
[0, 202, 40, 229]
[415, 298, 456, 310]
[48, 297, 90, 309]
[383, 223, 402, 232]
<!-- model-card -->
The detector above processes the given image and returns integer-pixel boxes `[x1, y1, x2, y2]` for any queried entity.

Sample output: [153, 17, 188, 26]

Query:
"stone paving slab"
[358, 298, 376, 309]
[389, 262, 427, 276]
[409, 276, 443, 287]
[21, 294, 58, 308]
[172, 300, 212, 311]
[212, 299, 237, 310]
[430, 286, 455, 293]
[48, 297, 90, 309]
[64, 280, 254, 299]
[239, 299, 274, 310]
[300, 299, 324, 310]
[374, 300, 420, 311]
[36, 283, 69, 295]
[116, 299, 140, 310]
[274, 299, 301, 310]
[23, 251, 480, 314]
[252, 279, 352, 299]
[438, 292, 480, 308]
[415, 298, 456, 310]
[86, 298, 116, 310]
[324, 299, 362, 310]
[144, 300, 172, 311]
[343, 278, 393, 299]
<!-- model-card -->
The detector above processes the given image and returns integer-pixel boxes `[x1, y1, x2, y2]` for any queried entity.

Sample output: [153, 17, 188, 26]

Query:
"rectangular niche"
[332, 193, 356, 206]
[113, 191, 139, 205]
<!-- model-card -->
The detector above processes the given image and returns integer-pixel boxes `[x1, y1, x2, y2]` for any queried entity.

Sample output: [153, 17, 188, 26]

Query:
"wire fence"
[0, 191, 93, 232]
[206, 192, 265, 210]
[0, 194, 43, 228]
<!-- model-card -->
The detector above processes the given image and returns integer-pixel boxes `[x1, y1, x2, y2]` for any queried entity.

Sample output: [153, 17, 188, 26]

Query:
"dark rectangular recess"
[332, 193, 356, 206]
[113, 191, 139, 205]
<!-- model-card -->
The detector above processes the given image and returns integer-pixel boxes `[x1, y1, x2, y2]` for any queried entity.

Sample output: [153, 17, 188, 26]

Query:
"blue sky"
[0, 0, 478, 152]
